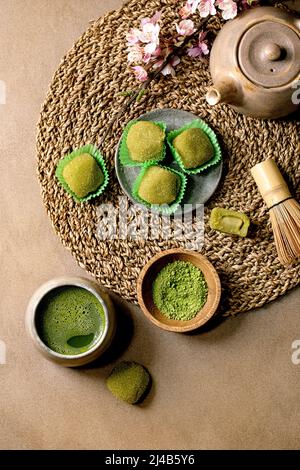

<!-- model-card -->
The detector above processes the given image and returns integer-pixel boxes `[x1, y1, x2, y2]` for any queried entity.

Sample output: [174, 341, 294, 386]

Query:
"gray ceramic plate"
[115, 108, 223, 214]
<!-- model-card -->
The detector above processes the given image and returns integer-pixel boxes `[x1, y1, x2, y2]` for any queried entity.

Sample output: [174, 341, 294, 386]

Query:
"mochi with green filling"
[173, 128, 214, 169]
[209, 207, 250, 237]
[138, 166, 180, 205]
[126, 121, 165, 163]
[62, 153, 104, 198]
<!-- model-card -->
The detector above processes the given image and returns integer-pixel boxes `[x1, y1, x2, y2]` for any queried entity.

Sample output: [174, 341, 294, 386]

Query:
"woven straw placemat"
[37, 0, 300, 315]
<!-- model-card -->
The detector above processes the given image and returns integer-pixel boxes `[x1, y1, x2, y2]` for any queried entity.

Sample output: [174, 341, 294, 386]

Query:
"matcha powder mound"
[153, 261, 208, 321]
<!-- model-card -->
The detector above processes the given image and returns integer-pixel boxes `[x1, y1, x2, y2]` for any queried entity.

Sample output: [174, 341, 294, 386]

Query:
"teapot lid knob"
[262, 42, 282, 61]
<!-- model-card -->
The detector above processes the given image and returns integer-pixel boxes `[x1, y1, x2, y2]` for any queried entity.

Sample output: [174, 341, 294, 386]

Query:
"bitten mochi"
[209, 207, 250, 237]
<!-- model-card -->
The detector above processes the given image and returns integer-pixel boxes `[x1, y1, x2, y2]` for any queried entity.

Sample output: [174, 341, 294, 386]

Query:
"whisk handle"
[251, 159, 292, 209]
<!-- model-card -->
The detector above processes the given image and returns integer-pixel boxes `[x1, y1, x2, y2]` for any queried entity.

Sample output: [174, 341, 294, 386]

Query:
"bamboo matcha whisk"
[251, 159, 300, 266]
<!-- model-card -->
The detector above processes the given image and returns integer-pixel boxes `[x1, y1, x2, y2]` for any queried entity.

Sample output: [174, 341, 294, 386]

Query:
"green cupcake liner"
[119, 120, 167, 167]
[167, 120, 222, 175]
[132, 163, 187, 215]
[56, 144, 109, 203]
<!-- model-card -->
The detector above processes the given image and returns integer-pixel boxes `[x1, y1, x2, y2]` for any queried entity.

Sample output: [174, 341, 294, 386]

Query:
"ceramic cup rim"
[26, 276, 110, 360]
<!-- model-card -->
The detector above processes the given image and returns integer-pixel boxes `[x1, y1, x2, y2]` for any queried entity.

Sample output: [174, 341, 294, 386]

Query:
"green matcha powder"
[153, 261, 208, 321]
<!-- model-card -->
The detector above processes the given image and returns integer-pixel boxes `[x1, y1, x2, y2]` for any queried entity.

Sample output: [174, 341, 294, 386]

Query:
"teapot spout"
[206, 80, 241, 107]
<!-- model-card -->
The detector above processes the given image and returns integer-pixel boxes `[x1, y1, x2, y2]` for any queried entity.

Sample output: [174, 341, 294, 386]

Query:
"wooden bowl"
[137, 249, 221, 333]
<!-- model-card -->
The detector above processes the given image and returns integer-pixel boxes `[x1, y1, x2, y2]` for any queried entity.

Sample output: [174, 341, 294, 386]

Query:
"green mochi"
[63, 153, 104, 198]
[173, 128, 214, 169]
[138, 166, 180, 205]
[126, 121, 165, 163]
[106, 361, 150, 405]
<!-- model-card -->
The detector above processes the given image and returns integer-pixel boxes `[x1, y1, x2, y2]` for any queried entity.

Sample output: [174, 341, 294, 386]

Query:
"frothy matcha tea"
[36, 286, 106, 355]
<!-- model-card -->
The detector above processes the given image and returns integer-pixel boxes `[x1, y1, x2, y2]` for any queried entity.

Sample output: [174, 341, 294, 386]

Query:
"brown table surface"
[0, 0, 299, 450]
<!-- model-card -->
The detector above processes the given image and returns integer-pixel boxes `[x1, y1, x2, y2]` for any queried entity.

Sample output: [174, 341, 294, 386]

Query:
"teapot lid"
[238, 21, 300, 88]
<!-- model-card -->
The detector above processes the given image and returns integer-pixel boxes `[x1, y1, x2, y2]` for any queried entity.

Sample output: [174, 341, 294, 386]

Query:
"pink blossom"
[138, 22, 160, 46]
[188, 0, 201, 13]
[179, 0, 200, 17]
[132, 66, 148, 82]
[141, 11, 162, 27]
[188, 42, 209, 57]
[179, 4, 192, 19]
[198, 0, 217, 17]
[176, 19, 195, 37]
[127, 44, 144, 63]
[127, 12, 162, 68]
[152, 46, 162, 57]
[126, 28, 140, 45]
[140, 17, 151, 27]
[216, 0, 238, 19]
[198, 31, 208, 42]
[142, 46, 160, 63]
[142, 52, 152, 64]
[171, 56, 181, 67]
[161, 56, 181, 77]
[188, 31, 209, 57]
[151, 11, 162, 24]
[153, 59, 165, 70]
[144, 41, 159, 55]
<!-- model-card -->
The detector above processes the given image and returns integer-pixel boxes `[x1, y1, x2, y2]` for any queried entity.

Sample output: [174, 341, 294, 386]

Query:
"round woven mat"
[37, 0, 300, 316]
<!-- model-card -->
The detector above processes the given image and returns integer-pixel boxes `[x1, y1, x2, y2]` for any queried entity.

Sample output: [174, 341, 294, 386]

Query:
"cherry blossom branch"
[99, 0, 259, 148]
[98, 16, 210, 149]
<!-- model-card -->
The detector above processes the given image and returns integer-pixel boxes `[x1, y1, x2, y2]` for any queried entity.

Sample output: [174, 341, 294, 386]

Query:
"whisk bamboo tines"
[251, 159, 300, 266]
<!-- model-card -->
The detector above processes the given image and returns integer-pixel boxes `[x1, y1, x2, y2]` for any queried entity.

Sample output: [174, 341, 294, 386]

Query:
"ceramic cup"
[25, 276, 116, 367]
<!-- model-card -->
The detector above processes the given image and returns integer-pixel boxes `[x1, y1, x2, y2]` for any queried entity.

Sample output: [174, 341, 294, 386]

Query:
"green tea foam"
[36, 286, 106, 355]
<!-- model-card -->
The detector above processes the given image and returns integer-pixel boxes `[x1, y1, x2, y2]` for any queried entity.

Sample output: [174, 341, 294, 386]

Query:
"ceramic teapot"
[206, 7, 300, 119]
